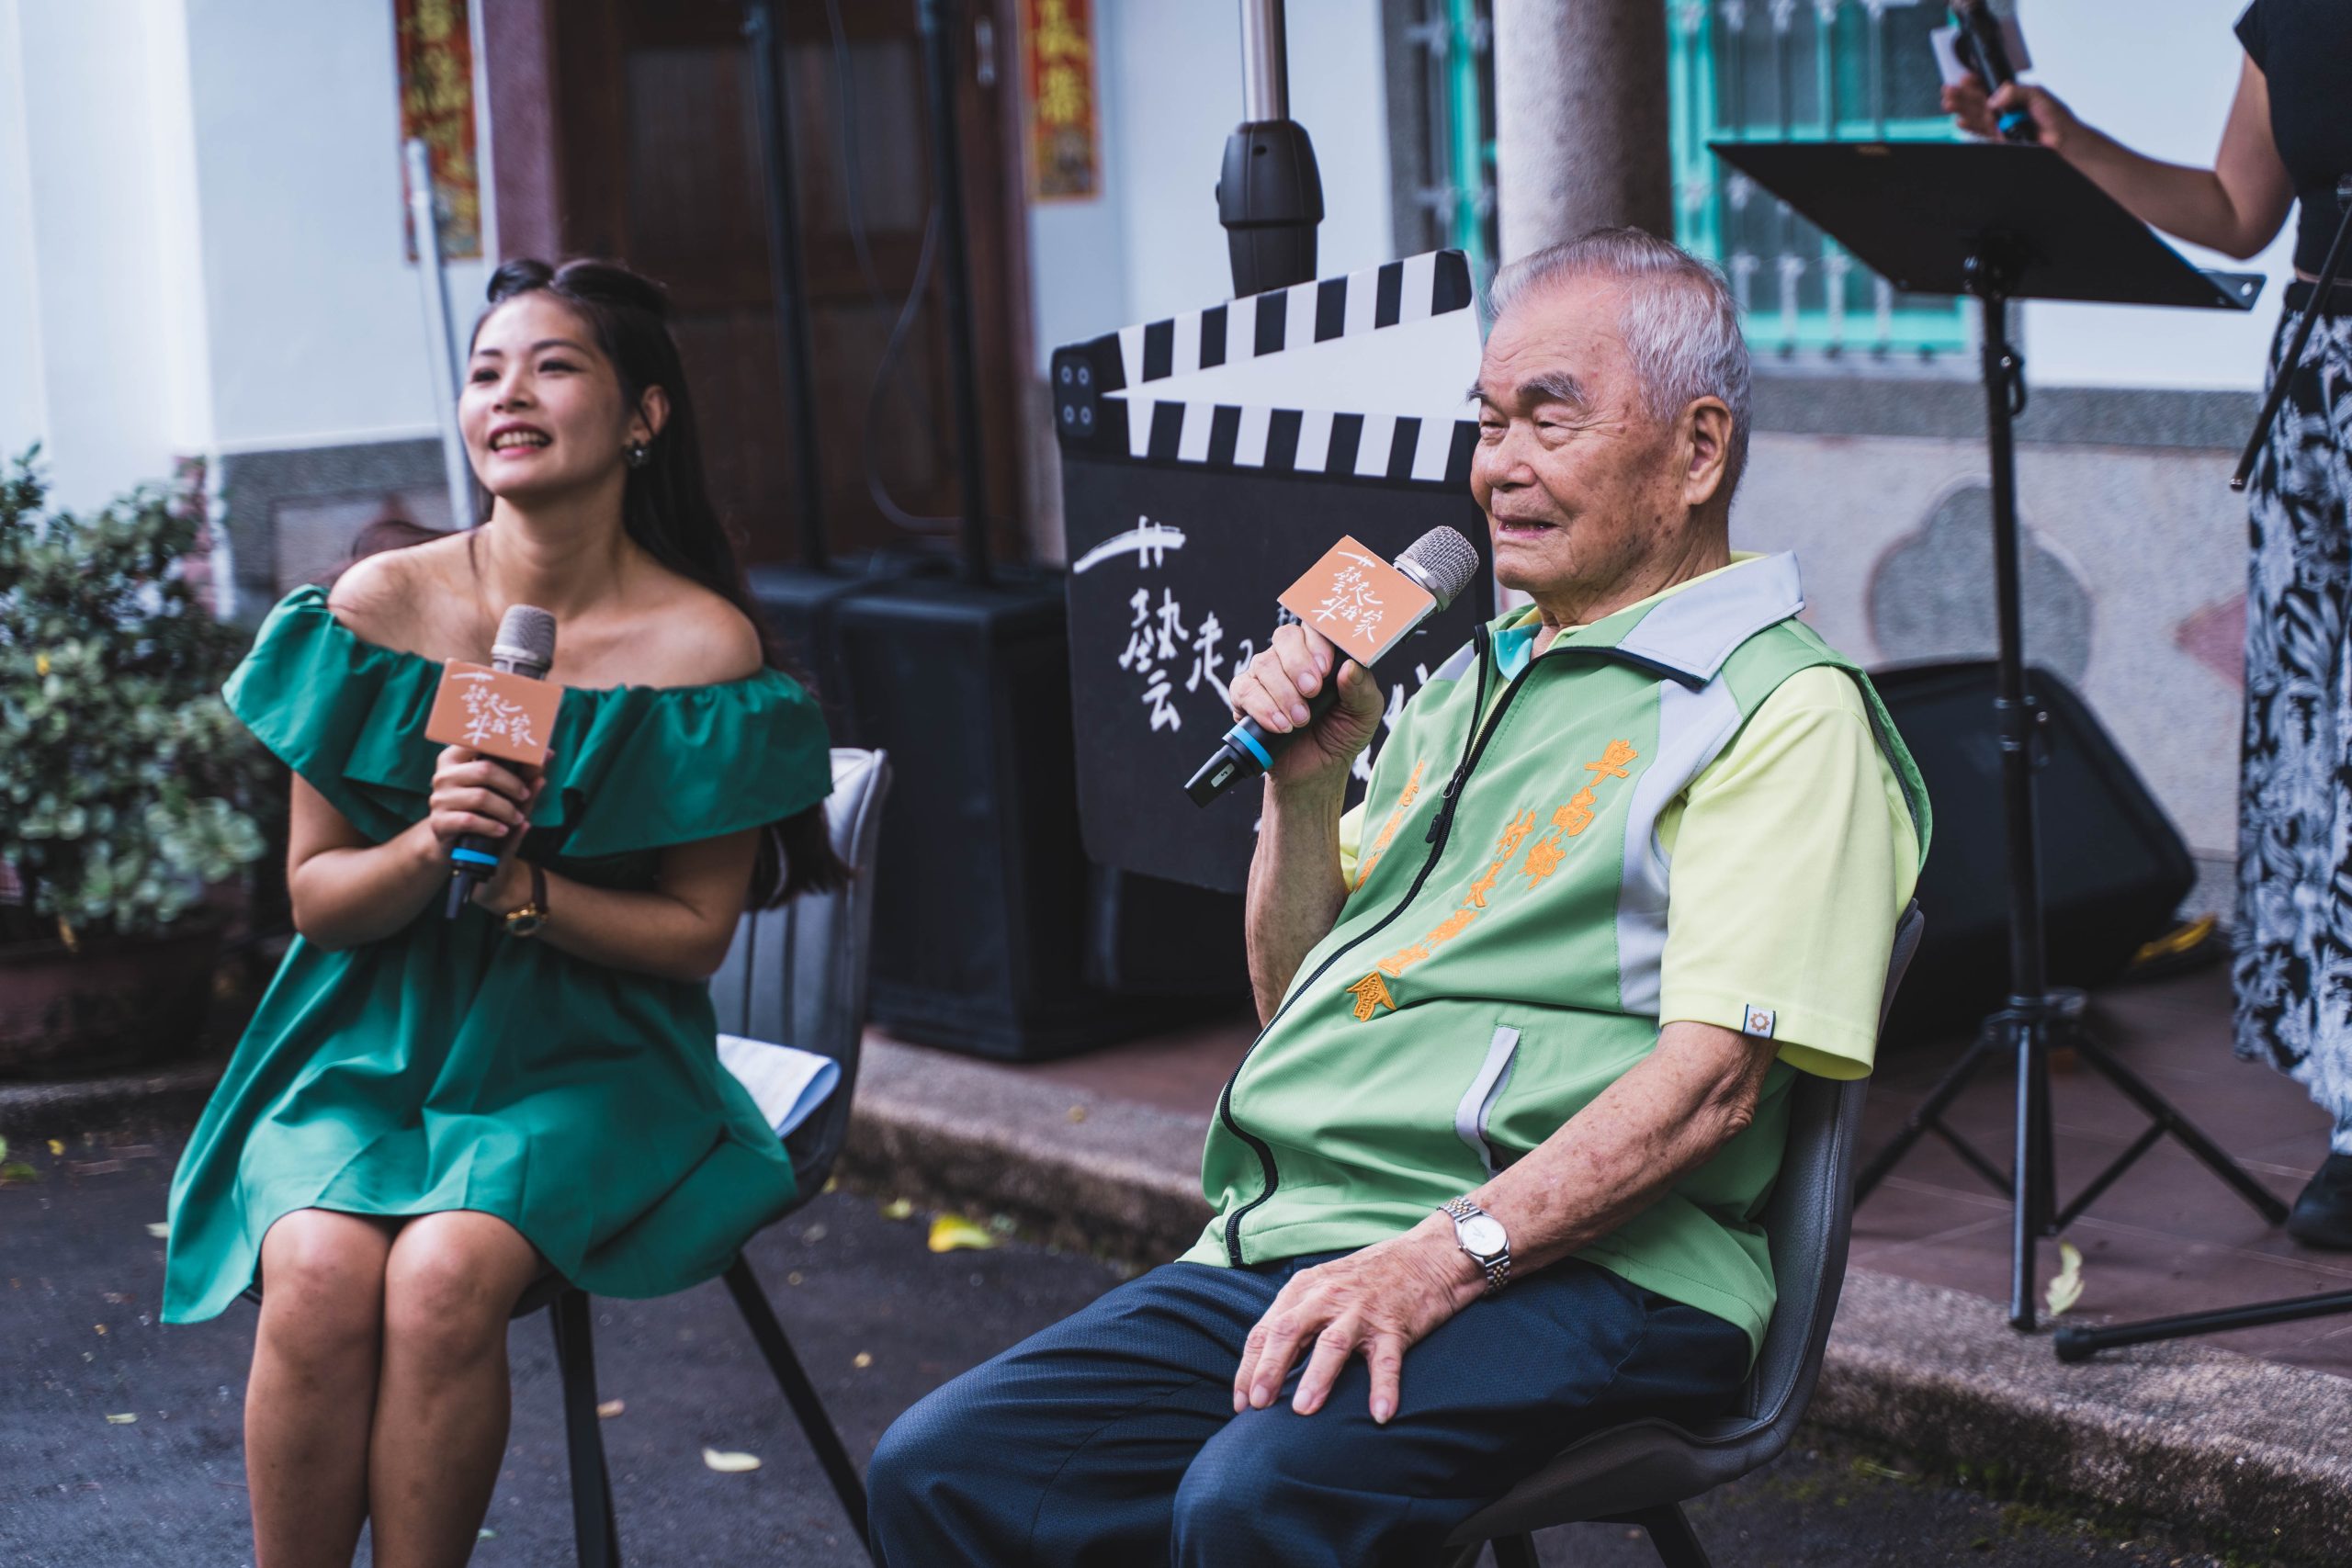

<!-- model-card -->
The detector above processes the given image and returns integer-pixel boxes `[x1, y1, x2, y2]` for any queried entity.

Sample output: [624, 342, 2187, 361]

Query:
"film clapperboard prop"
[1052, 250, 1495, 894]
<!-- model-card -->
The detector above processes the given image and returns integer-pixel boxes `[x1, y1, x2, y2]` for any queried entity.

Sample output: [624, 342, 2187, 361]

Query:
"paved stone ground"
[2, 1128, 2312, 1566]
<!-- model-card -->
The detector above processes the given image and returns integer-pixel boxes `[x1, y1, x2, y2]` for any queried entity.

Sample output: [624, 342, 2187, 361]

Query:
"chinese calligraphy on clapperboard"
[453, 671, 542, 755]
[1073, 516, 1427, 787]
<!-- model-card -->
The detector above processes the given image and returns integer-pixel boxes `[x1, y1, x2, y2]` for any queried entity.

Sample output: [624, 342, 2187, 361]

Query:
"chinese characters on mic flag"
[424, 664, 561, 768]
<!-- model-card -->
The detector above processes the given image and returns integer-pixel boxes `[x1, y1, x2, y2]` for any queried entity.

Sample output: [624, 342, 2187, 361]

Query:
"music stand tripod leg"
[1856, 1027, 2001, 1201]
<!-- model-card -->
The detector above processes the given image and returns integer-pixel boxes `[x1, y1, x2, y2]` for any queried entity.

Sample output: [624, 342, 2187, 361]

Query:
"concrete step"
[845, 1035, 2352, 1564]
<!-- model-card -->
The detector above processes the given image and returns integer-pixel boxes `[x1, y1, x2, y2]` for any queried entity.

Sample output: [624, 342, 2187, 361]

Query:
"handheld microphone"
[1951, 1, 2037, 144]
[444, 604, 557, 919]
[1184, 525, 1482, 807]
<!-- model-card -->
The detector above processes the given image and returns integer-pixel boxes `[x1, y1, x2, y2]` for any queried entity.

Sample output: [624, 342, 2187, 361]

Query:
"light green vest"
[1180, 552, 1930, 1356]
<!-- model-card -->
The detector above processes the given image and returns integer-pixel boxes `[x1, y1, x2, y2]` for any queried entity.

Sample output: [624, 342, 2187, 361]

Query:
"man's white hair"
[1486, 228, 1752, 503]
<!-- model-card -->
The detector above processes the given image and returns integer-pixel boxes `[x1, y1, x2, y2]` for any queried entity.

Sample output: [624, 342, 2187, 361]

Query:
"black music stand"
[1711, 141, 2280, 1334]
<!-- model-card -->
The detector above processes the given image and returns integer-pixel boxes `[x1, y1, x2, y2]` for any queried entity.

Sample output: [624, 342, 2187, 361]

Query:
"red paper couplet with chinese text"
[424, 662, 562, 767]
[1275, 536, 1437, 666]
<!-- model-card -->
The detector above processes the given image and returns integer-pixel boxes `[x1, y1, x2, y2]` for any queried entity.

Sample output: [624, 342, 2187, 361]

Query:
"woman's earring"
[625, 441, 651, 468]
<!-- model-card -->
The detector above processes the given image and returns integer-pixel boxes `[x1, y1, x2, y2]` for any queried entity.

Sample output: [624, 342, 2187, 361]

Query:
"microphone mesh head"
[492, 604, 557, 671]
[1396, 527, 1482, 612]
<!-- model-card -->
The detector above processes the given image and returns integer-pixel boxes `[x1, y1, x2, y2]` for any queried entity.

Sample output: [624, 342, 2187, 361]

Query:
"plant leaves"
[2045, 1240, 2086, 1318]
[702, 1448, 762, 1473]
[596, 1399, 625, 1419]
[0, 1162, 39, 1184]
[104, 1413, 135, 1425]
[927, 1214, 998, 1254]
[878, 1198, 914, 1222]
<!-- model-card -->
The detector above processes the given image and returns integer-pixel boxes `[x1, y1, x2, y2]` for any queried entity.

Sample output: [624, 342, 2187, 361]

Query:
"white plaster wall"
[0, 0, 45, 460]
[1026, 0, 1134, 365]
[4, 0, 479, 507]
[1736, 430, 2248, 874]
[2018, 0, 2301, 392]
[182, 0, 485, 454]
[1029, 0, 1396, 364]
[7, 0, 193, 509]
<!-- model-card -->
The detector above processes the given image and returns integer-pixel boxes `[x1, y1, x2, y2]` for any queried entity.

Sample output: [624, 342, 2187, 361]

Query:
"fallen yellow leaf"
[48, 1139, 63, 1156]
[878, 1198, 914, 1221]
[596, 1399, 625, 1419]
[927, 1214, 999, 1254]
[145, 1223, 170, 1240]
[2045, 1240, 2086, 1318]
[1067, 1104, 1089, 1123]
[853, 1351, 874, 1370]
[702, 1448, 762, 1473]
[104, 1413, 135, 1425]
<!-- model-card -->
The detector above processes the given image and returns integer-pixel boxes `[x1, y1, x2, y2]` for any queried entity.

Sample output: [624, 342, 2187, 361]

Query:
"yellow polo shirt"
[1338, 559, 1918, 1080]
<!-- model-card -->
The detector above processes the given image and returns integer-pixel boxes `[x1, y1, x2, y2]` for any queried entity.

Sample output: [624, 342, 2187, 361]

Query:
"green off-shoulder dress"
[163, 585, 833, 1325]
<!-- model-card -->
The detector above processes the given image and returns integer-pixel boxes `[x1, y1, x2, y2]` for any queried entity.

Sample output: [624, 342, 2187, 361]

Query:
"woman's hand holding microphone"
[1942, 74, 2079, 156]
[422, 743, 549, 915]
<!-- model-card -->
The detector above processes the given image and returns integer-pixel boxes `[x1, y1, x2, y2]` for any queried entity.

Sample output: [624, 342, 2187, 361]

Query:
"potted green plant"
[0, 446, 272, 1077]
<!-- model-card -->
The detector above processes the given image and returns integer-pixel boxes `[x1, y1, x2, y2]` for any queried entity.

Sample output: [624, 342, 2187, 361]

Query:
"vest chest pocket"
[1454, 1023, 1523, 1177]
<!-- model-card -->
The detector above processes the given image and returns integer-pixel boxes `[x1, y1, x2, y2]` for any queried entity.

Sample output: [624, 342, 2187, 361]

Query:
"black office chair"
[1439, 901, 1926, 1568]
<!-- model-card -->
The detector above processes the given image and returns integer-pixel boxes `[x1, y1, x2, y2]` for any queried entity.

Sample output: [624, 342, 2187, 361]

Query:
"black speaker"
[826, 570, 1240, 1059]
[748, 556, 924, 749]
[1873, 660, 2195, 1042]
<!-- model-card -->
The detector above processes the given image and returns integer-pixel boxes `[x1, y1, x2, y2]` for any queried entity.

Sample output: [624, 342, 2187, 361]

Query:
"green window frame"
[1668, 0, 1970, 359]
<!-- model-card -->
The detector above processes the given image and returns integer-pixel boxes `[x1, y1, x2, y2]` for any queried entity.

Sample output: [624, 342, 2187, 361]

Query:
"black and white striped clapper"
[1052, 249, 1481, 489]
[1053, 248, 1495, 897]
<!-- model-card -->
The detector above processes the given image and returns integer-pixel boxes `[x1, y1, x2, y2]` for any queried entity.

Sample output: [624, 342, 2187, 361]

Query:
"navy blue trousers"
[867, 1253, 1749, 1567]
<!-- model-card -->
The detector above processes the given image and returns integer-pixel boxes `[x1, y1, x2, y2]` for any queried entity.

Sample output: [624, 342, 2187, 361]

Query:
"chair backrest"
[1736, 897, 1925, 1428]
[708, 748, 892, 1194]
[1439, 900, 1927, 1550]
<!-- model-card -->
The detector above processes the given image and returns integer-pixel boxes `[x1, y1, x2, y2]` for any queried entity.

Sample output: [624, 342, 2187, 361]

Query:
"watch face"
[1458, 1213, 1507, 1256]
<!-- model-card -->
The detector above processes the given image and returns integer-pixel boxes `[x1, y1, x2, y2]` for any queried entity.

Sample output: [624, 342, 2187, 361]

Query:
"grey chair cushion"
[1442, 901, 1923, 1548]
[707, 747, 892, 1194]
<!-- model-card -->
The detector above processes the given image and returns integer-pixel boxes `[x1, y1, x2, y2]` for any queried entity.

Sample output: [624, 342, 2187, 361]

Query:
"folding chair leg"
[723, 1254, 873, 1549]
[1488, 1534, 1542, 1568]
[1632, 1503, 1713, 1568]
[550, 1289, 622, 1568]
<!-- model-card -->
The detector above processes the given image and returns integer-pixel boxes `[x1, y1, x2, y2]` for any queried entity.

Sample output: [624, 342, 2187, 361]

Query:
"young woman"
[1947, 1, 2352, 1246]
[164, 258, 842, 1566]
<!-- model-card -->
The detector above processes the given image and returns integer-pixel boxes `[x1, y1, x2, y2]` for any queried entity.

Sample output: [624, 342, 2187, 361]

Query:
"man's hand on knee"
[1231, 1223, 1485, 1426]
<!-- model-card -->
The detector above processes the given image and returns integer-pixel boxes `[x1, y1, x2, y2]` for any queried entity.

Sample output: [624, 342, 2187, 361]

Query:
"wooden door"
[539, 0, 1028, 566]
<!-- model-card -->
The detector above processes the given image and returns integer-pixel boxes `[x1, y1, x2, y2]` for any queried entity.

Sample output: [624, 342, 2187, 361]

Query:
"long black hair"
[469, 256, 848, 903]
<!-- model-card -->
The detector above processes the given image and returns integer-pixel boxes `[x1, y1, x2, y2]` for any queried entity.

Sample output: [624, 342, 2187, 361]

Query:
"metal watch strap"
[505, 862, 548, 937]
[1442, 1196, 1511, 1296]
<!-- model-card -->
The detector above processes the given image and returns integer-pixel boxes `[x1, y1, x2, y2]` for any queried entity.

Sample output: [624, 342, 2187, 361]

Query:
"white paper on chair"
[716, 1033, 841, 1141]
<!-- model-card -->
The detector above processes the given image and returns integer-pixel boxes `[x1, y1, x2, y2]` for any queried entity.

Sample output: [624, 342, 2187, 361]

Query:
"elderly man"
[867, 228, 1928, 1567]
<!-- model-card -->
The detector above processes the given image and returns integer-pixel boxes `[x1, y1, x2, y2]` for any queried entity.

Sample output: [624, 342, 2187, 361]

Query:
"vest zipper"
[1216, 623, 1552, 1265]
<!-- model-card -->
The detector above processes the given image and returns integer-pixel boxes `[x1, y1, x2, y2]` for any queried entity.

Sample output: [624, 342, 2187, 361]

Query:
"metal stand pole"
[403, 138, 477, 531]
[1219, 0, 1323, 297]
[743, 1, 831, 570]
[916, 0, 993, 584]
[1854, 242, 2287, 1333]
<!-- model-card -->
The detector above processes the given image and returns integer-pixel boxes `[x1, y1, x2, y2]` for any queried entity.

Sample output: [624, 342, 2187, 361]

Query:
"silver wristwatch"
[1440, 1197, 1511, 1296]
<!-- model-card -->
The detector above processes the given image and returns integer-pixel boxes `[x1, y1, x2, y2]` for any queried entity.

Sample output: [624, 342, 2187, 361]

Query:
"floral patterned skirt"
[2234, 296, 2352, 1154]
